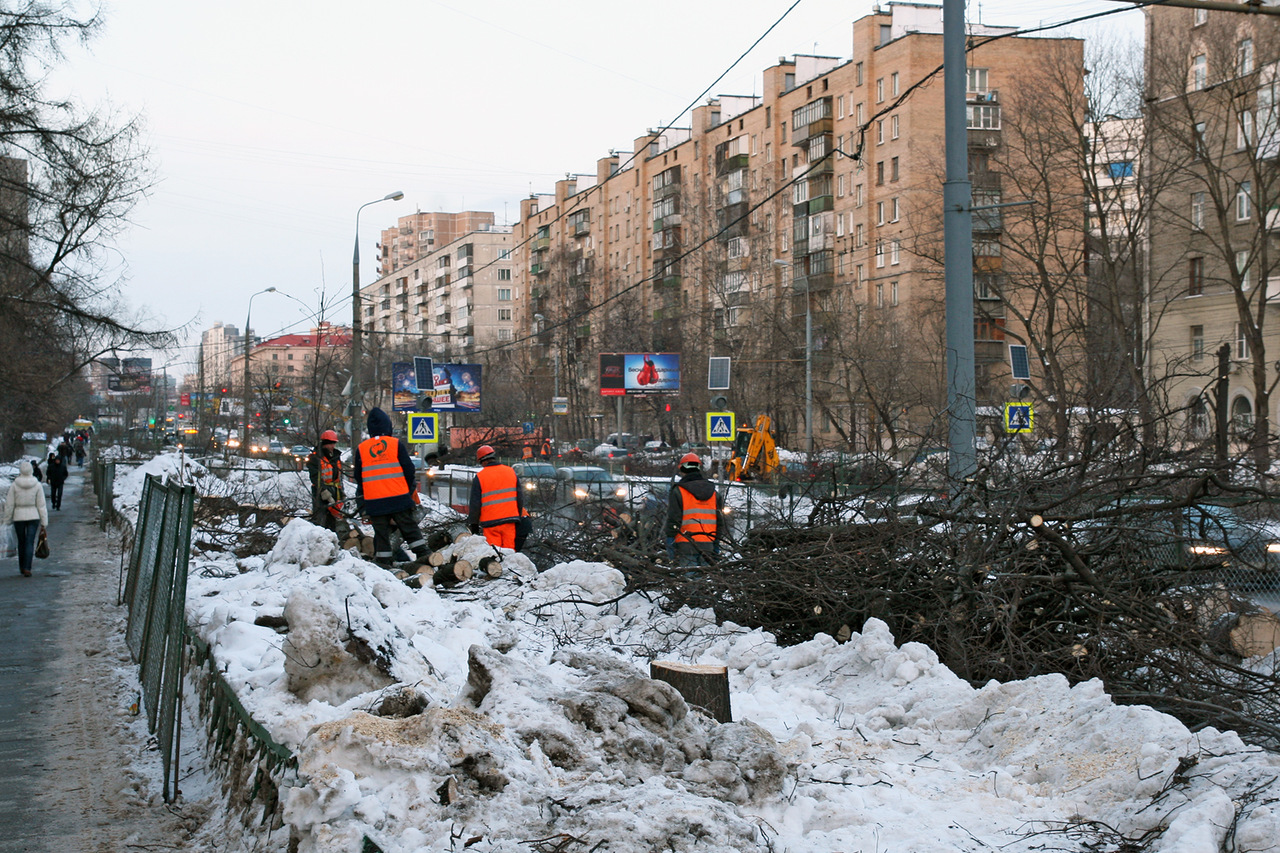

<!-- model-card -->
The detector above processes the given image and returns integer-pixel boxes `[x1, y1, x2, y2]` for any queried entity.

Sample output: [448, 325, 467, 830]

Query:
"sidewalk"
[0, 465, 197, 852]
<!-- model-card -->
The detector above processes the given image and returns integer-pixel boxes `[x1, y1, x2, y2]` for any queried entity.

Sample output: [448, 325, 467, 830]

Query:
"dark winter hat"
[366, 407, 394, 438]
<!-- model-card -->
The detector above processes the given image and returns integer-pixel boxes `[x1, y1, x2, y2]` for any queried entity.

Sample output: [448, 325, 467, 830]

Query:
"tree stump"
[433, 558, 473, 588]
[650, 661, 731, 723]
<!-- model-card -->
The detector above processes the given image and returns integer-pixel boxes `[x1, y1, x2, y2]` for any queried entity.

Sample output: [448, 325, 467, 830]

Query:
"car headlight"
[615, 487, 627, 498]
[1188, 544, 1228, 556]
[525, 482, 536, 490]
[1267, 542, 1280, 554]
[574, 487, 588, 499]
[723, 505, 732, 514]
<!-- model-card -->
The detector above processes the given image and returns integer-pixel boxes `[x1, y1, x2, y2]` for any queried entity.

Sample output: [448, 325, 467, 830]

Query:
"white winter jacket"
[2, 461, 48, 527]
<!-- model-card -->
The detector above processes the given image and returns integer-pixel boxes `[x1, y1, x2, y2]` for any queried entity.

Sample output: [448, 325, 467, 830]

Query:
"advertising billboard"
[431, 363, 482, 412]
[391, 361, 418, 412]
[599, 353, 680, 396]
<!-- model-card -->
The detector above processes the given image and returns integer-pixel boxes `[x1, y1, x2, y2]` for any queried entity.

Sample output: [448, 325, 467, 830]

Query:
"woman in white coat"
[3, 460, 48, 576]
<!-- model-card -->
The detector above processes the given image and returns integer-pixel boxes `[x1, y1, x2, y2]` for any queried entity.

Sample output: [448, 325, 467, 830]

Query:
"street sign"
[1004, 402, 1034, 433]
[707, 412, 735, 442]
[522, 421, 534, 434]
[552, 396, 568, 415]
[407, 412, 438, 444]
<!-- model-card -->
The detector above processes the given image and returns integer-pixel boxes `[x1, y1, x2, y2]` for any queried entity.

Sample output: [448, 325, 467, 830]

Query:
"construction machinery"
[723, 414, 786, 481]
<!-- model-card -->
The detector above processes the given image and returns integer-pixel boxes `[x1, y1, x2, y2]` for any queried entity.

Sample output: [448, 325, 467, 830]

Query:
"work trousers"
[371, 508, 427, 564]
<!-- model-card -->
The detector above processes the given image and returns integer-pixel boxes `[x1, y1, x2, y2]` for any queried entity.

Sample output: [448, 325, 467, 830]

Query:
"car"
[290, 444, 312, 458]
[513, 461, 559, 503]
[268, 440, 286, 455]
[592, 444, 633, 460]
[556, 466, 628, 501]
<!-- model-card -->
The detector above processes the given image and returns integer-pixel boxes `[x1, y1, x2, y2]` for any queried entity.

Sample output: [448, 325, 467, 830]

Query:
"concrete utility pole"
[242, 287, 276, 459]
[943, 0, 976, 480]
[350, 190, 404, 450]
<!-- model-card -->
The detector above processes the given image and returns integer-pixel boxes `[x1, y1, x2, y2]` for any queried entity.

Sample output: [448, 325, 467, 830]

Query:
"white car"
[556, 466, 627, 501]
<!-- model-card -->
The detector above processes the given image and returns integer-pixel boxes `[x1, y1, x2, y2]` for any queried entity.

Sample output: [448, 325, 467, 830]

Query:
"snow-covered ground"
[123, 452, 1280, 852]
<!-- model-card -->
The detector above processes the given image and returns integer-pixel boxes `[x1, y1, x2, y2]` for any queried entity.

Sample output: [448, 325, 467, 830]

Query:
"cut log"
[426, 530, 452, 551]
[453, 559, 473, 580]
[433, 558, 473, 588]
[478, 556, 503, 578]
[428, 551, 447, 567]
[650, 661, 731, 723]
[436, 775, 459, 806]
[1230, 611, 1280, 658]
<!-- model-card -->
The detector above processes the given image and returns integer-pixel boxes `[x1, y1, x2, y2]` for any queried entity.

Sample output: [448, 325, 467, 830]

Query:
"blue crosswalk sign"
[407, 412, 438, 444]
[707, 412, 735, 442]
[1004, 403, 1033, 434]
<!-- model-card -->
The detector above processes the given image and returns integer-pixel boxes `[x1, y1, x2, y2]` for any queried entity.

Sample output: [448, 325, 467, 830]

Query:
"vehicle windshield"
[573, 470, 611, 482]
[518, 464, 556, 478]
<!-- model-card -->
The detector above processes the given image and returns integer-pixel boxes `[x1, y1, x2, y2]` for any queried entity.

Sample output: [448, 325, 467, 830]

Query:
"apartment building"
[1145, 5, 1280, 454]
[200, 322, 248, 390]
[377, 211, 496, 276]
[363, 223, 514, 356]
[514, 2, 1084, 451]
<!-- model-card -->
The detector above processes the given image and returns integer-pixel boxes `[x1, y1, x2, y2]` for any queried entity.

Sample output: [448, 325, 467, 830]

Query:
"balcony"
[653, 213, 682, 231]
[531, 263, 547, 276]
[724, 290, 751, 307]
[573, 219, 590, 236]
[792, 116, 833, 146]
[576, 323, 591, 339]
[658, 275, 682, 289]
[807, 195, 835, 214]
[533, 236, 551, 251]
[716, 152, 750, 175]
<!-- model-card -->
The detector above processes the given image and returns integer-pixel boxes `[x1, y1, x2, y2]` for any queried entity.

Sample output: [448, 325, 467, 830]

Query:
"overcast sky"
[51, 0, 1144, 375]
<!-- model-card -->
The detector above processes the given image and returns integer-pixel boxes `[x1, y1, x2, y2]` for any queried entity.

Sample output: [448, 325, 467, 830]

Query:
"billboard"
[107, 357, 152, 394]
[431, 363, 482, 412]
[391, 361, 419, 412]
[599, 353, 680, 396]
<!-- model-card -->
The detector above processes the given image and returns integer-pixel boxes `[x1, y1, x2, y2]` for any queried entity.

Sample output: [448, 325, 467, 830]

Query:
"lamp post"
[774, 260, 812, 456]
[350, 190, 405, 449]
[242, 286, 277, 458]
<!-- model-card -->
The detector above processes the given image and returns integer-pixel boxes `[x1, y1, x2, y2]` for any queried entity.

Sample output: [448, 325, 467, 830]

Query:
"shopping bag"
[0, 525, 15, 559]
[35, 528, 49, 559]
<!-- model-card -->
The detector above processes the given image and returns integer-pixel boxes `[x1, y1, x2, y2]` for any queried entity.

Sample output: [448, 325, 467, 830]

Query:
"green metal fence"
[91, 459, 115, 530]
[123, 473, 196, 802]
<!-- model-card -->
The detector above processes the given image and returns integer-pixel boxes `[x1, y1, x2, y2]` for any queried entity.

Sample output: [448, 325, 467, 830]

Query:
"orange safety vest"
[677, 488, 717, 543]
[319, 454, 341, 486]
[522, 445, 533, 459]
[477, 464, 519, 526]
[358, 437, 410, 501]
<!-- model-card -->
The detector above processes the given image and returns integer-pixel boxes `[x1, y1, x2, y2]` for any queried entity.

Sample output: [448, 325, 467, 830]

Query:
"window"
[891, 72, 899, 96]
[855, 103, 864, 125]
[1193, 7, 1207, 25]
[837, 96, 844, 119]
[497, 328, 513, 342]
[836, 213, 845, 236]
[765, 143, 772, 163]
[727, 236, 749, 259]
[1191, 192, 1206, 229]
[498, 268, 511, 281]
[891, 197, 900, 222]
[1192, 54, 1207, 91]
[876, 120, 884, 144]
[891, 115, 899, 139]
[855, 62, 864, 86]
[1238, 250, 1251, 290]
[967, 67, 988, 93]
[890, 239, 901, 265]
[1194, 121, 1207, 157]
[891, 280, 899, 305]
[1191, 325, 1205, 360]
[498, 287, 512, 301]
[967, 104, 1001, 130]
[875, 240, 886, 268]
[1239, 38, 1254, 76]
[975, 318, 1007, 341]
[855, 223, 864, 247]
[876, 281, 884, 307]
[497, 308, 512, 322]
[876, 161, 885, 185]
[876, 201, 885, 225]
[876, 78, 884, 103]
[1237, 181, 1252, 220]
[855, 183, 864, 207]
[974, 239, 1002, 257]
[1237, 322, 1251, 360]
[1239, 110, 1254, 149]
[855, 264, 864, 286]
[837, 174, 845, 197]
[1188, 257, 1204, 296]
[976, 274, 999, 300]
[498, 248, 512, 260]
[1107, 161, 1134, 179]
[891, 157, 899, 182]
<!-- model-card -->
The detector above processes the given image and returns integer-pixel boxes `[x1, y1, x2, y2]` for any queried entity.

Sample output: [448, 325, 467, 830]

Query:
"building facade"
[377, 211, 496, 276]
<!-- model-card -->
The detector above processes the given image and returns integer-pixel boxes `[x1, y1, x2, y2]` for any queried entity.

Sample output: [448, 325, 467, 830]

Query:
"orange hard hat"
[477, 444, 496, 463]
[320, 429, 339, 442]
[679, 452, 702, 471]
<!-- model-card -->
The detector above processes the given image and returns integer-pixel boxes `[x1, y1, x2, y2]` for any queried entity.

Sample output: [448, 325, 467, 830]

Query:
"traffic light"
[273, 381, 282, 390]
[220, 387, 228, 395]
[282, 417, 291, 425]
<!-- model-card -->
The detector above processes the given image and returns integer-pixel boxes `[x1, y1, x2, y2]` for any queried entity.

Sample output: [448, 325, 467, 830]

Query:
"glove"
[469, 523, 481, 535]
[665, 536, 676, 558]
[319, 488, 335, 505]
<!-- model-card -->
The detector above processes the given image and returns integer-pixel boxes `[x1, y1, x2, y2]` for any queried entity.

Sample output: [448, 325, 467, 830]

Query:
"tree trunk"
[650, 661, 731, 723]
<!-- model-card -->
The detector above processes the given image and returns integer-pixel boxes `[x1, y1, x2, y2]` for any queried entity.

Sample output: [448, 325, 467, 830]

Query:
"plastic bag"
[0, 525, 14, 559]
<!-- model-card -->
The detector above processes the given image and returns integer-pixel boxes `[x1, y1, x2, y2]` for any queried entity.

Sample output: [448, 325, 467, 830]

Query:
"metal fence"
[122, 473, 196, 803]
[91, 459, 115, 530]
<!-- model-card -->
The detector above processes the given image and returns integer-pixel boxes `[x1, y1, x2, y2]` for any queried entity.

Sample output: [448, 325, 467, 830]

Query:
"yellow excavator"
[723, 414, 786, 481]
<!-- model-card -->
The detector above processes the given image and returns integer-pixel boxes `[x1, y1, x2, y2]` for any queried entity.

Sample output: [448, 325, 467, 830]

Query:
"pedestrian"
[540, 439, 551, 457]
[57, 439, 72, 465]
[29, 457, 42, 482]
[306, 429, 350, 540]
[522, 444, 533, 460]
[352, 407, 430, 569]
[467, 444, 527, 550]
[2, 460, 49, 577]
[45, 452, 68, 511]
[664, 452, 725, 568]
[74, 438, 86, 467]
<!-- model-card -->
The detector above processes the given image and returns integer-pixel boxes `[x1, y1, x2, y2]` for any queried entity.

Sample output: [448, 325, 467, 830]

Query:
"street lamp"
[242, 286, 277, 458]
[774, 259, 812, 456]
[350, 190, 405, 449]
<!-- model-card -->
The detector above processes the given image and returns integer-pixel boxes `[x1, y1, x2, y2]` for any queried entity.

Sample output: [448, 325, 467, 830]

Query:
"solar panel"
[708, 357, 731, 390]
[1008, 345, 1030, 380]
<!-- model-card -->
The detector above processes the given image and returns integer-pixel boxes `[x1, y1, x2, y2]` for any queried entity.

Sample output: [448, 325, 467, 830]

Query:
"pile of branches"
[553, 452, 1280, 749]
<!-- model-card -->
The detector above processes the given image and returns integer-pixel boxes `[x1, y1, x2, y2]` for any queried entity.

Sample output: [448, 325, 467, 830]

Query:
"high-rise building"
[377, 211, 496, 276]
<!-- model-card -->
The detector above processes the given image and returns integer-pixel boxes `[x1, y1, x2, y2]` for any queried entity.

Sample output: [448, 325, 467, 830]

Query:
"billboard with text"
[599, 353, 680, 396]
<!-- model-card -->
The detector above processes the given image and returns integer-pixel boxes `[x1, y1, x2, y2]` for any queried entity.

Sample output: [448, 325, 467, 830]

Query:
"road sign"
[1004, 402, 1033, 433]
[707, 412, 735, 442]
[552, 396, 568, 415]
[407, 412, 439, 444]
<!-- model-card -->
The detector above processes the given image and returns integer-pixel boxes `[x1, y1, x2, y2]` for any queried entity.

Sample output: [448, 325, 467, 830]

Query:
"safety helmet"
[679, 452, 702, 472]
[477, 444, 497, 463]
[320, 429, 339, 443]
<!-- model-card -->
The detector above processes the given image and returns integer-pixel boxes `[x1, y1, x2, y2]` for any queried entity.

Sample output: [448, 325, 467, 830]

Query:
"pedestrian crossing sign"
[407, 412, 438, 444]
[1004, 402, 1033, 433]
[707, 412, 735, 442]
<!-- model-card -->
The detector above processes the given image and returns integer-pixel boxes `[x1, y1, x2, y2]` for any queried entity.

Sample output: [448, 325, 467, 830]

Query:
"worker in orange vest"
[522, 444, 534, 460]
[664, 452, 725, 567]
[352, 407, 430, 568]
[306, 429, 349, 539]
[466, 445, 527, 550]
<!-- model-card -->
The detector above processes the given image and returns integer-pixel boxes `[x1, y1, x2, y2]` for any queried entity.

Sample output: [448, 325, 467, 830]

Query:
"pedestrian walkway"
[0, 464, 194, 852]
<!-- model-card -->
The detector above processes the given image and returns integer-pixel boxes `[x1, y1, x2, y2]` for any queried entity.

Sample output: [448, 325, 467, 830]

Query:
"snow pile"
[181, 520, 1280, 853]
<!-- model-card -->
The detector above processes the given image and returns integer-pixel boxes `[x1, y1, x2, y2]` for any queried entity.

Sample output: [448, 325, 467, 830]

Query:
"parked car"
[557, 466, 628, 501]
[592, 444, 633, 460]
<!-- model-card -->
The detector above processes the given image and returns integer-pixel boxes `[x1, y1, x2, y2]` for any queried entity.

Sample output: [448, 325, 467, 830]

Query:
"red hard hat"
[320, 430, 339, 442]
[477, 444, 496, 463]
[679, 452, 702, 470]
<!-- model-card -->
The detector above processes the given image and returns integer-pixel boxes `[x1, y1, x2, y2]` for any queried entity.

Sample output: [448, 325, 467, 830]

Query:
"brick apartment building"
[377, 210, 497, 276]
[511, 2, 1084, 451]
